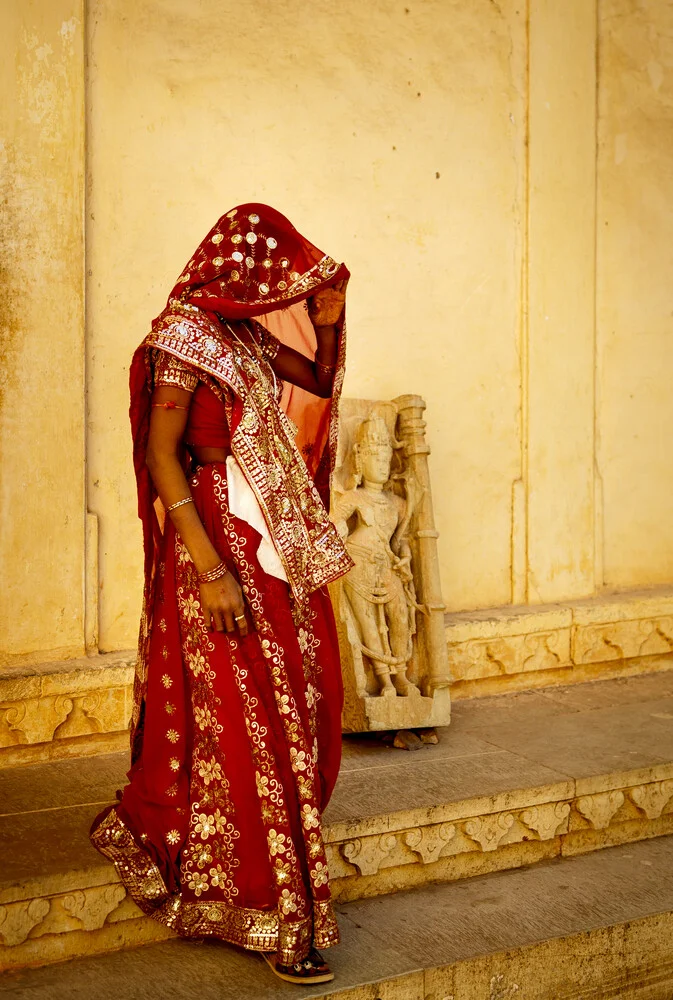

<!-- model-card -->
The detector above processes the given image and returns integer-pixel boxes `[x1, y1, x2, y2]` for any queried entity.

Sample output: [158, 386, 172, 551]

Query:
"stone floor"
[2, 671, 673, 902]
[1, 835, 673, 999]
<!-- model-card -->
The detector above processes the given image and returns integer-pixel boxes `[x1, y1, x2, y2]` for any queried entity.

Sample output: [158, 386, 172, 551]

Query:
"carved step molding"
[0, 653, 134, 766]
[2, 764, 673, 970]
[446, 586, 673, 699]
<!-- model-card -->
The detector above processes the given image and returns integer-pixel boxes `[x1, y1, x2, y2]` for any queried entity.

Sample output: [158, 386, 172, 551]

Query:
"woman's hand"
[307, 278, 348, 328]
[199, 573, 249, 636]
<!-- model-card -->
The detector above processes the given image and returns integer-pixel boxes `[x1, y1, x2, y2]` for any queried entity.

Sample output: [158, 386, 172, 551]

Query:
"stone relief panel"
[330, 395, 451, 733]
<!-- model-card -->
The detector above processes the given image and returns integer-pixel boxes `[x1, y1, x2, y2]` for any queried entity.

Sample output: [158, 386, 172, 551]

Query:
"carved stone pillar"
[394, 395, 452, 697]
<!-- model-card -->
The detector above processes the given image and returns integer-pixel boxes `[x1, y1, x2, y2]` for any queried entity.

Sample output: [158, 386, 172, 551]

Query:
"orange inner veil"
[255, 300, 331, 481]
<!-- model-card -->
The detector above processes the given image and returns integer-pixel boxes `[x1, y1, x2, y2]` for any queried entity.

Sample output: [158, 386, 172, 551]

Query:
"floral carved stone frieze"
[341, 834, 398, 876]
[463, 813, 515, 852]
[449, 631, 571, 682]
[0, 655, 135, 760]
[520, 802, 571, 840]
[404, 823, 456, 864]
[0, 899, 50, 947]
[62, 885, 127, 932]
[576, 791, 626, 830]
[446, 590, 673, 688]
[629, 780, 673, 820]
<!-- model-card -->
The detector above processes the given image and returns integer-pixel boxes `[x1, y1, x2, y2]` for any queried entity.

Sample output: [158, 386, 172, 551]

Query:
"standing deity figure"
[332, 410, 422, 698]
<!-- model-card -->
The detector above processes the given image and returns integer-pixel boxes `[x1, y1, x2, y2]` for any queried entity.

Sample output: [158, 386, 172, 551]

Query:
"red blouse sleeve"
[151, 349, 200, 393]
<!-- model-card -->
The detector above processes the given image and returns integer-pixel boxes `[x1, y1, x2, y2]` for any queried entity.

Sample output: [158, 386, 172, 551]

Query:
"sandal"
[263, 948, 334, 984]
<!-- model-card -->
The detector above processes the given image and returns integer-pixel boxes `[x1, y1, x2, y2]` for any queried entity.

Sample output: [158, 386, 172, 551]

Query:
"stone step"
[2, 835, 673, 999]
[1, 672, 673, 972]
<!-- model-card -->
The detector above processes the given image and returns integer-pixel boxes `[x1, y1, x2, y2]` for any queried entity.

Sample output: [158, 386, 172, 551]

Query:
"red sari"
[90, 205, 352, 964]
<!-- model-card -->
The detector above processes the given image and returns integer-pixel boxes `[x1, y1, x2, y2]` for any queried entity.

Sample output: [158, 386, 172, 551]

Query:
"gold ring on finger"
[234, 614, 246, 622]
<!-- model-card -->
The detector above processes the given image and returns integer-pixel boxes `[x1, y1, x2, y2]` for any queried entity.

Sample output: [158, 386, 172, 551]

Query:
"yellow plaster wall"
[0, 0, 86, 664]
[86, 0, 527, 650]
[3, 0, 672, 663]
[596, 0, 673, 589]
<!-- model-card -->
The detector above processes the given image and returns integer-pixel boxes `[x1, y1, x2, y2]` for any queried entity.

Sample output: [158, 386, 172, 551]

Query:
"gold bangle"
[315, 359, 336, 373]
[198, 561, 229, 584]
[166, 496, 194, 512]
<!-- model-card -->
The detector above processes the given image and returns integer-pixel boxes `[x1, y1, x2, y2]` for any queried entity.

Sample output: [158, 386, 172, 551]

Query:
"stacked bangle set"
[165, 496, 229, 583]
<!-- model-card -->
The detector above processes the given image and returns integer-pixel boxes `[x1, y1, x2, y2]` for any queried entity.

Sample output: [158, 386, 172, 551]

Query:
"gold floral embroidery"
[182, 594, 201, 621]
[169, 757, 180, 772]
[280, 888, 298, 915]
[197, 756, 224, 785]
[255, 771, 270, 797]
[166, 829, 180, 845]
[165, 702, 176, 715]
[195, 848, 213, 869]
[267, 829, 287, 856]
[194, 814, 216, 840]
[209, 864, 227, 888]
[289, 748, 308, 772]
[296, 774, 313, 800]
[161, 674, 173, 688]
[311, 861, 329, 888]
[165, 783, 178, 797]
[274, 692, 291, 715]
[166, 729, 180, 743]
[186, 650, 206, 677]
[274, 859, 292, 884]
[187, 871, 210, 896]
[301, 804, 320, 830]
[194, 705, 213, 730]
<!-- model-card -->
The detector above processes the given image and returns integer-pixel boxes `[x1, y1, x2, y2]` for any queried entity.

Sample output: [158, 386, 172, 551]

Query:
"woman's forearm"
[270, 325, 338, 398]
[313, 324, 338, 395]
[146, 451, 221, 573]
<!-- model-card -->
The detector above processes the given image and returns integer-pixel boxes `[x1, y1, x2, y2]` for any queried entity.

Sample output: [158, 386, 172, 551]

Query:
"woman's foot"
[263, 948, 334, 984]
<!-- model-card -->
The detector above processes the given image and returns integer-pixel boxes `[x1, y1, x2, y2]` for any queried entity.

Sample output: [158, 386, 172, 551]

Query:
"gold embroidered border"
[90, 807, 334, 962]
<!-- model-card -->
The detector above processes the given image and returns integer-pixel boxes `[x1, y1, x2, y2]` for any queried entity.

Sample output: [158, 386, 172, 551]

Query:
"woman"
[90, 204, 353, 985]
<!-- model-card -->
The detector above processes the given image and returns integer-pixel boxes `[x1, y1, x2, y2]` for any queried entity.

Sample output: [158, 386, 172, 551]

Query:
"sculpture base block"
[342, 686, 451, 734]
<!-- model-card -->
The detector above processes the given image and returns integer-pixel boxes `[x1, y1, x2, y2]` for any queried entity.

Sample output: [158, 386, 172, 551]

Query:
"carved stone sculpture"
[330, 395, 452, 733]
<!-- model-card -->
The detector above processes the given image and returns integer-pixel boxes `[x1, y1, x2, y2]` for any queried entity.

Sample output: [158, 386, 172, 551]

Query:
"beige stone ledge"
[2, 767, 673, 968]
[447, 586, 673, 697]
[0, 653, 134, 765]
